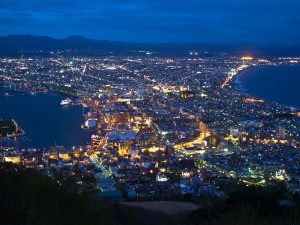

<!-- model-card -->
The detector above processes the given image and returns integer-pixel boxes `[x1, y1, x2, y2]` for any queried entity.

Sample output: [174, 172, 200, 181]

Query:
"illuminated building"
[181, 90, 195, 99]
[84, 119, 97, 128]
[156, 174, 168, 182]
[118, 139, 132, 155]
[4, 155, 21, 163]
[241, 56, 253, 61]
[110, 112, 131, 125]
[179, 85, 187, 92]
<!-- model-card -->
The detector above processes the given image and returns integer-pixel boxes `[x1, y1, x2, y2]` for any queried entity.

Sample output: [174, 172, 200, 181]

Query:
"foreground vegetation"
[1, 162, 300, 225]
[189, 185, 300, 225]
[0, 162, 180, 225]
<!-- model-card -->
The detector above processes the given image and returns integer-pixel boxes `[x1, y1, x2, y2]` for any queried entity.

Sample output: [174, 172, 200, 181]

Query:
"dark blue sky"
[0, 0, 299, 43]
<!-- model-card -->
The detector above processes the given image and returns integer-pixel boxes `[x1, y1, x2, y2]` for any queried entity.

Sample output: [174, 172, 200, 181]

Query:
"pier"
[0, 119, 25, 137]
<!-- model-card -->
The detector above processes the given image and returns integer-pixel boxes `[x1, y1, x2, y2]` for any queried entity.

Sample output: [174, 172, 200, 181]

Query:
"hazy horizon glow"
[0, 0, 300, 43]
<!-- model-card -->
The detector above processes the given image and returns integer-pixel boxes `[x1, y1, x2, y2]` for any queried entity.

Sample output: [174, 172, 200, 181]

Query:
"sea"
[0, 90, 93, 149]
[235, 64, 300, 109]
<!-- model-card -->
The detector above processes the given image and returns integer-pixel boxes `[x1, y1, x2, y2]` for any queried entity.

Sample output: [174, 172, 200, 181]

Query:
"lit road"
[89, 132, 112, 178]
[90, 154, 112, 178]
[174, 122, 210, 150]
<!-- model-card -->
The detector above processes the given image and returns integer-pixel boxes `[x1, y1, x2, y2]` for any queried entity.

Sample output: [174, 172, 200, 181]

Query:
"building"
[276, 126, 287, 139]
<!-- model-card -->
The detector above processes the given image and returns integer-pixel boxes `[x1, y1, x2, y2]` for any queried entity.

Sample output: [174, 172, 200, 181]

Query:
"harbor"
[0, 91, 93, 148]
[0, 85, 48, 97]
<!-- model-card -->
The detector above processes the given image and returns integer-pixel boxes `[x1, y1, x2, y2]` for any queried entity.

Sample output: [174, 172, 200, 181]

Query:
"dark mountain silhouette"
[0, 35, 299, 57]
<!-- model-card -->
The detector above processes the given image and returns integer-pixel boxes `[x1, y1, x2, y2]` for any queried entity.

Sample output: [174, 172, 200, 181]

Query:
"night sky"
[0, 0, 299, 43]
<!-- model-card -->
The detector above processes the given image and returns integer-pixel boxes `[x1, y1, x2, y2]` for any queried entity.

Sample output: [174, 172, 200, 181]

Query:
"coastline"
[0, 119, 26, 138]
[231, 64, 300, 110]
[232, 66, 258, 99]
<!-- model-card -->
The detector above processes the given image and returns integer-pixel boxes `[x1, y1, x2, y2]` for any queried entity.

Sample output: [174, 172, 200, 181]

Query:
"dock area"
[0, 119, 25, 137]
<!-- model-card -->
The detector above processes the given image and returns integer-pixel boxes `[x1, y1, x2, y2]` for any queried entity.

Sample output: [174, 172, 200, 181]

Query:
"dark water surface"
[0, 92, 92, 148]
[236, 64, 300, 108]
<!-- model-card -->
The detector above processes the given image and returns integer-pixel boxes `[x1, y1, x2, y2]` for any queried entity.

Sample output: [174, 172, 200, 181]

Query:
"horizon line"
[1, 34, 299, 46]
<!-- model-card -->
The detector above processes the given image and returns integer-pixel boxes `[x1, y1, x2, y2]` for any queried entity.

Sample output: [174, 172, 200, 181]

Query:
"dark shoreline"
[232, 66, 256, 98]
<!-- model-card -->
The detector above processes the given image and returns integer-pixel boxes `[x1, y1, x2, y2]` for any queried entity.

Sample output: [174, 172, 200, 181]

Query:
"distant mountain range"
[0, 35, 299, 57]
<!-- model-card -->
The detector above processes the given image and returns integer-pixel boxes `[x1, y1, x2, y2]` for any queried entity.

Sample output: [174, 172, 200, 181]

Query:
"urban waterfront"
[1, 53, 300, 225]
[1, 0, 300, 224]
[0, 91, 92, 148]
[1, 63, 299, 149]
[236, 64, 300, 108]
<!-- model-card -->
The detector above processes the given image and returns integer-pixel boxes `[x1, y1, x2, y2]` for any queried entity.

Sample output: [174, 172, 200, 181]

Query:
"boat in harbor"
[60, 98, 72, 106]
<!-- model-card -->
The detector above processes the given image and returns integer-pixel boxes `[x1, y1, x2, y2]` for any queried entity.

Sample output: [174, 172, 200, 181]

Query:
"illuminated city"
[1, 52, 300, 198]
[1, 0, 300, 224]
